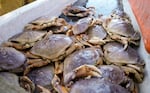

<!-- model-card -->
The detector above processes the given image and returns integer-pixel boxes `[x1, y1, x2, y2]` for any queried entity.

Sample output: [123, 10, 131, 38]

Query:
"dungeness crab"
[25, 17, 71, 34]
[0, 47, 26, 72]
[63, 47, 103, 84]
[103, 42, 144, 83]
[2, 31, 46, 50]
[24, 32, 82, 75]
[62, 5, 95, 18]
[70, 78, 130, 93]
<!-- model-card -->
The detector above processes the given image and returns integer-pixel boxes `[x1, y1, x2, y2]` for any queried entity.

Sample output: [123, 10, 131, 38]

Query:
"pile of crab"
[0, 5, 144, 93]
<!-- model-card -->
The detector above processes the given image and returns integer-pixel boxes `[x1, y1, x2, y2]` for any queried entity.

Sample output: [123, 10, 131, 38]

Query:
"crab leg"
[52, 75, 69, 93]
[121, 66, 144, 83]
[24, 59, 50, 75]
[20, 76, 35, 93]
[64, 64, 102, 84]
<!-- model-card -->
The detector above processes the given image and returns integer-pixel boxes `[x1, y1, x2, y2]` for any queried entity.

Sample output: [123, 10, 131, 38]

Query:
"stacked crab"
[0, 5, 144, 93]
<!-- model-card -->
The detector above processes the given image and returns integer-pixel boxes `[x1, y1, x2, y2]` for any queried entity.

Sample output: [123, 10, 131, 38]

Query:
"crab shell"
[0, 47, 26, 71]
[106, 18, 140, 46]
[3, 31, 46, 50]
[70, 78, 130, 93]
[27, 65, 54, 90]
[0, 72, 19, 86]
[86, 25, 109, 45]
[72, 17, 93, 35]
[111, 9, 131, 22]
[63, 48, 103, 84]
[103, 42, 143, 65]
[98, 65, 125, 84]
[25, 17, 71, 32]
[62, 5, 94, 17]
[0, 73, 28, 93]
[30, 34, 73, 60]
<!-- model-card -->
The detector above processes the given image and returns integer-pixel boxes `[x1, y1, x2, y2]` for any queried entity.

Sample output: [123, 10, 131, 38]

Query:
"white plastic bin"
[0, 0, 149, 92]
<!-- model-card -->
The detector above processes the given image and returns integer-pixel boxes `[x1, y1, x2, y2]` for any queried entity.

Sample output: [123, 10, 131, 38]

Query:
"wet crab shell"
[103, 42, 143, 65]
[25, 17, 71, 33]
[0, 73, 28, 93]
[30, 34, 73, 60]
[0, 72, 20, 86]
[3, 31, 46, 50]
[64, 5, 89, 14]
[72, 17, 93, 35]
[106, 18, 140, 40]
[111, 9, 131, 21]
[87, 25, 107, 40]
[62, 5, 94, 17]
[0, 47, 26, 71]
[63, 48, 103, 83]
[98, 65, 125, 84]
[27, 65, 54, 90]
[8, 31, 46, 43]
[86, 25, 108, 44]
[70, 78, 130, 93]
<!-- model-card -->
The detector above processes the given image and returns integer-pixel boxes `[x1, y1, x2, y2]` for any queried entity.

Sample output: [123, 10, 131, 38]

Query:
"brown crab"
[101, 16, 140, 49]
[70, 78, 130, 93]
[24, 33, 82, 75]
[25, 17, 71, 34]
[0, 47, 26, 72]
[103, 42, 144, 83]
[2, 31, 46, 50]
[63, 47, 103, 85]
[62, 5, 95, 18]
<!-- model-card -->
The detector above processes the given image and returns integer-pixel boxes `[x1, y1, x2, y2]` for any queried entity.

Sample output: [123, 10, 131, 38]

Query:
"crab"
[24, 33, 83, 75]
[110, 9, 131, 22]
[20, 76, 35, 93]
[25, 17, 72, 34]
[0, 73, 28, 93]
[70, 17, 94, 35]
[98, 65, 138, 93]
[62, 5, 95, 18]
[0, 47, 26, 72]
[103, 42, 144, 83]
[2, 31, 46, 50]
[63, 47, 104, 85]
[27, 65, 54, 91]
[101, 16, 140, 49]
[0, 72, 20, 87]
[70, 78, 130, 93]
[76, 24, 113, 46]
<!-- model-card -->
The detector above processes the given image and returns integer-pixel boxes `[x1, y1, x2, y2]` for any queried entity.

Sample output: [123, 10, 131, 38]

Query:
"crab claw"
[19, 76, 35, 93]
[36, 85, 51, 93]
[121, 66, 144, 83]
[52, 75, 69, 93]
[64, 64, 102, 84]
